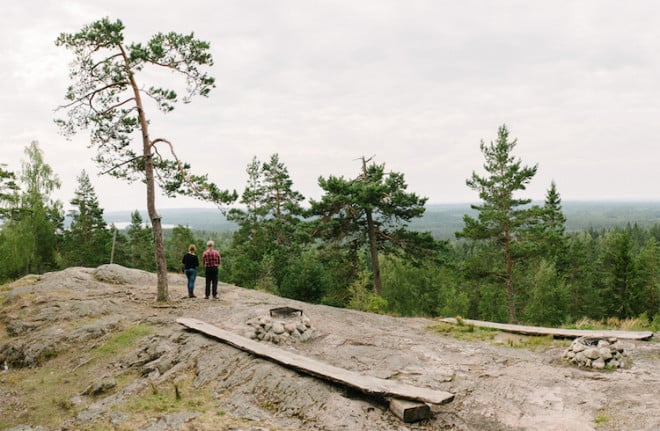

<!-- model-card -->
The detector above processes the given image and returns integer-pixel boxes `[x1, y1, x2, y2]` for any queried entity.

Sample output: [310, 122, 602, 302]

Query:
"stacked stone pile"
[563, 337, 628, 369]
[245, 314, 315, 344]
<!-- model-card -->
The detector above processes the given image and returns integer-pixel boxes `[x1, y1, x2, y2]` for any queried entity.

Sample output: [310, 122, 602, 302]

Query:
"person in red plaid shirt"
[202, 240, 221, 299]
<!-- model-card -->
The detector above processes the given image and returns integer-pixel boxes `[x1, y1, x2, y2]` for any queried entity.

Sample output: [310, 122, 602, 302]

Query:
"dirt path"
[1, 265, 659, 431]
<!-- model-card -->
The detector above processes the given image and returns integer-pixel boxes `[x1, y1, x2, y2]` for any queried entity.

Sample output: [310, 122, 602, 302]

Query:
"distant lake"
[109, 221, 178, 230]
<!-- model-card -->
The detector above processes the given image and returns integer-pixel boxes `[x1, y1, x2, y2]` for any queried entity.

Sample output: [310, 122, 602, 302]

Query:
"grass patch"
[430, 318, 570, 350]
[498, 334, 569, 351]
[131, 389, 181, 413]
[119, 374, 211, 419]
[566, 316, 657, 332]
[0, 353, 91, 429]
[5, 274, 41, 288]
[94, 323, 152, 357]
[429, 321, 498, 342]
[0, 323, 153, 430]
[594, 414, 609, 425]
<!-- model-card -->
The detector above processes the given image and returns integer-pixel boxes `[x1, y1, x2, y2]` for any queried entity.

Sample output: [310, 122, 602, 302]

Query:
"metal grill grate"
[269, 306, 303, 317]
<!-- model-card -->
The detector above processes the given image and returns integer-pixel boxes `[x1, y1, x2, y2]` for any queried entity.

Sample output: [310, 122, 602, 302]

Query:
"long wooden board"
[439, 318, 654, 340]
[177, 317, 454, 405]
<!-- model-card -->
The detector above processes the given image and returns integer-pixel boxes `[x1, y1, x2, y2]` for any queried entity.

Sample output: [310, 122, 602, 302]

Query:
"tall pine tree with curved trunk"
[457, 125, 540, 323]
[310, 157, 435, 296]
[55, 18, 236, 301]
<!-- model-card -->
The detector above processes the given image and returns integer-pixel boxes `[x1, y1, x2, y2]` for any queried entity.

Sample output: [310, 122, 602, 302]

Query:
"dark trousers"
[205, 266, 218, 298]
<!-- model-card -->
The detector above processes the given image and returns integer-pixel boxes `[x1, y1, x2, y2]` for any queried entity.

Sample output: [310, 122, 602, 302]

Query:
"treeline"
[102, 201, 660, 240]
[0, 143, 229, 281]
[1, 137, 658, 328]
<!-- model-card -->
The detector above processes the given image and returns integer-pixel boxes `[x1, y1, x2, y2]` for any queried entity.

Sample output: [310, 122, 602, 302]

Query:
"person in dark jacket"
[182, 244, 199, 298]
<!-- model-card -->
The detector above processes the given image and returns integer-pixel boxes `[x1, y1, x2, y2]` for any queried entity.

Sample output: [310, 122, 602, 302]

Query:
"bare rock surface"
[1, 264, 659, 430]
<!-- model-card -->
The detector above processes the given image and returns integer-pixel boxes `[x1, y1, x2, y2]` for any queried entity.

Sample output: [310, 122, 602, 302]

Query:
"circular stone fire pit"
[563, 337, 628, 369]
[245, 311, 315, 344]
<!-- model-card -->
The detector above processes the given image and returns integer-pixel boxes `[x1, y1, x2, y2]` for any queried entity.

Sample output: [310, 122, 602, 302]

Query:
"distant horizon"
[97, 200, 660, 239]
[103, 198, 660, 214]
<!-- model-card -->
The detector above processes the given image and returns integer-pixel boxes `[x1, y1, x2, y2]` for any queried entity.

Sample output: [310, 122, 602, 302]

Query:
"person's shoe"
[213, 295, 218, 299]
[189, 294, 197, 298]
[204, 296, 209, 299]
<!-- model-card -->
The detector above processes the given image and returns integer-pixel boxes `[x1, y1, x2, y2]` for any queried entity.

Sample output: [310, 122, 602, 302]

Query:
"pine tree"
[563, 232, 602, 320]
[540, 181, 567, 260]
[310, 157, 435, 296]
[603, 230, 637, 319]
[226, 154, 306, 289]
[126, 211, 155, 271]
[457, 125, 541, 323]
[62, 170, 112, 267]
[636, 237, 659, 318]
[261, 154, 305, 245]
[226, 157, 267, 288]
[55, 18, 236, 301]
[0, 164, 19, 220]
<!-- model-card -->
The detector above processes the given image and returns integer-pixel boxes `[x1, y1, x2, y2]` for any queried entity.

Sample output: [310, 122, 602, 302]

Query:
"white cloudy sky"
[1, 1, 659, 213]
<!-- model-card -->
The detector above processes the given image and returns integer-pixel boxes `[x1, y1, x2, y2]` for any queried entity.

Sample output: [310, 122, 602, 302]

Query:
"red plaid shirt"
[202, 249, 221, 267]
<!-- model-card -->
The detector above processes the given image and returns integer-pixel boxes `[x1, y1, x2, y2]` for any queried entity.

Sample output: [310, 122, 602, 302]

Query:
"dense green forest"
[1, 141, 659, 330]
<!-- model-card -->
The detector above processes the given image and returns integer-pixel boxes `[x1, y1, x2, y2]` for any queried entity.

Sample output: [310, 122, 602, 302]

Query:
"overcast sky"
[1, 1, 659, 214]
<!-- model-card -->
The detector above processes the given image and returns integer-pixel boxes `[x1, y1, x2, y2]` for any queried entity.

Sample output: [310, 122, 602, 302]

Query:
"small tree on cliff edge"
[55, 17, 237, 301]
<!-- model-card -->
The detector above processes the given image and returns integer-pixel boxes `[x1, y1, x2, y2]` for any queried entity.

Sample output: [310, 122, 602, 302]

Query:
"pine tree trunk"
[366, 208, 382, 296]
[143, 133, 169, 302]
[504, 229, 517, 323]
[130, 68, 169, 302]
[151, 212, 168, 301]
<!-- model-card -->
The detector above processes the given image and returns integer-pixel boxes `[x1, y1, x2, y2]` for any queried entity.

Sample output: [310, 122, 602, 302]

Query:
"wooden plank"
[389, 398, 432, 422]
[439, 318, 654, 340]
[178, 317, 454, 405]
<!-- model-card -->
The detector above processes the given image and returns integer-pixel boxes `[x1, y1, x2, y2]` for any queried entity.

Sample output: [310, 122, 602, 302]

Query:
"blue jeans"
[184, 268, 197, 296]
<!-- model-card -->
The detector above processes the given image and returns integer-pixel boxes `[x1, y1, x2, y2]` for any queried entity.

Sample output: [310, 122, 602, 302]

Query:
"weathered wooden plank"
[177, 317, 455, 405]
[439, 318, 654, 340]
[389, 398, 432, 422]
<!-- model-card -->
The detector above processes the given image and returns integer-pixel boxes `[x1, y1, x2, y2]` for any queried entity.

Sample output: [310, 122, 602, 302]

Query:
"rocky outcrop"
[83, 377, 117, 396]
[2, 265, 659, 431]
